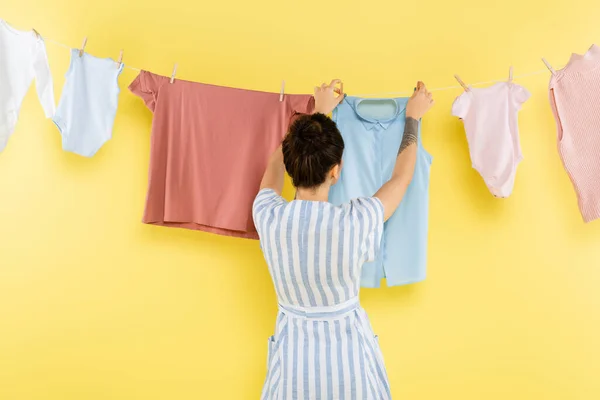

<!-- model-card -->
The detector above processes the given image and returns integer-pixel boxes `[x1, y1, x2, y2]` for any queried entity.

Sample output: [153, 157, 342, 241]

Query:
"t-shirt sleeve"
[252, 189, 287, 237]
[289, 95, 315, 115]
[451, 92, 471, 120]
[511, 84, 531, 109]
[350, 197, 384, 263]
[128, 70, 166, 112]
[32, 38, 55, 118]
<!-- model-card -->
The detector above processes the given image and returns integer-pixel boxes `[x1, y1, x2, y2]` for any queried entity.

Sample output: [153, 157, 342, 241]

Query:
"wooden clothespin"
[454, 74, 470, 91]
[79, 37, 87, 57]
[117, 50, 123, 68]
[542, 58, 556, 75]
[509, 66, 513, 83]
[279, 80, 285, 102]
[32, 28, 41, 39]
[170, 63, 178, 84]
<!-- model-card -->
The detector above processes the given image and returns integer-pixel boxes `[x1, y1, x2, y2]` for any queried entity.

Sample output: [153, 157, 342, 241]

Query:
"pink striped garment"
[549, 44, 600, 223]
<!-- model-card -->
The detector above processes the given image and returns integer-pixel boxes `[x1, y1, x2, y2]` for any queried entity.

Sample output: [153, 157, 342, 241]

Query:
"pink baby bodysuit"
[452, 82, 530, 198]
[129, 71, 314, 238]
[549, 44, 600, 223]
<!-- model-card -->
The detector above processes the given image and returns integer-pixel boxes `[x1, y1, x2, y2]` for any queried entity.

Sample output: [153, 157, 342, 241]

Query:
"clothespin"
[454, 74, 470, 91]
[79, 37, 87, 57]
[32, 28, 41, 39]
[117, 50, 123, 68]
[508, 66, 513, 83]
[542, 58, 556, 75]
[170, 63, 178, 84]
[279, 80, 285, 102]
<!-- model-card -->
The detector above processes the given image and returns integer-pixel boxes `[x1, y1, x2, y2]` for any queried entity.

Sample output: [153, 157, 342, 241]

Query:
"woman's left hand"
[313, 79, 345, 115]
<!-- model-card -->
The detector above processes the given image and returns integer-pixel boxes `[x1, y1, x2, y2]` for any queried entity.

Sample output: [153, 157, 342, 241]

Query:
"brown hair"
[282, 113, 345, 189]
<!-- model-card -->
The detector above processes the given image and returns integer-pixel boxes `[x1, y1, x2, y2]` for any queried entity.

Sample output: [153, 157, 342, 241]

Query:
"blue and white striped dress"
[253, 188, 391, 400]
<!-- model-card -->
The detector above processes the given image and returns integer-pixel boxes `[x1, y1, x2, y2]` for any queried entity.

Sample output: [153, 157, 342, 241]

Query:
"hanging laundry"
[328, 97, 432, 288]
[53, 49, 124, 157]
[452, 82, 530, 197]
[129, 70, 314, 239]
[549, 44, 600, 223]
[0, 19, 55, 152]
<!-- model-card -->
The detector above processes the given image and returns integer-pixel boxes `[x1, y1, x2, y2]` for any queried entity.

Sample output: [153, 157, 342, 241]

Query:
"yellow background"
[2, 0, 600, 399]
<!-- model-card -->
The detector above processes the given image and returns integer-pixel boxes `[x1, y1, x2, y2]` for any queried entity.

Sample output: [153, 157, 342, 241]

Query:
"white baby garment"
[0, 19, 55, 152]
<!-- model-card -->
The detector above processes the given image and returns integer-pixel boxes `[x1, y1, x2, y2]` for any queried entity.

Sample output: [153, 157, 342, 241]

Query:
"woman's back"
[253, 188, 383, 308]
[253, 189, 391, 400]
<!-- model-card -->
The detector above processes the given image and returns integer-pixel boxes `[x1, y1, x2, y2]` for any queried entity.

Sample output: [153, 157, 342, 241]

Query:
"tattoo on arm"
[398, 117, 419, 154]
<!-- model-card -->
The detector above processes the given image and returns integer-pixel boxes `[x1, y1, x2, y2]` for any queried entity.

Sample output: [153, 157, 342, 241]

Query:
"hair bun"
[295, 119, 323, 144]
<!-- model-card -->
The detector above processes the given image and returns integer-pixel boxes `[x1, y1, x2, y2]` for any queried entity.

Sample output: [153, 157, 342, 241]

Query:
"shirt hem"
[582, 209, 600, 223]
[362, 275, 426, 288]
[143, 220, 258, 240]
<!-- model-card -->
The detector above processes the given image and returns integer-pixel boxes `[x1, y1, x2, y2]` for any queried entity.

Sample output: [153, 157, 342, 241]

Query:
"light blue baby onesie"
[53, 49, 123, 157]
[330, 96, 433, 288]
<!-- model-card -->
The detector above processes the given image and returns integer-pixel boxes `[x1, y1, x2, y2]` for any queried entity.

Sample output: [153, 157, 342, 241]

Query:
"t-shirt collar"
[561, 44, 600, 74]
[344, 96, 405, 131]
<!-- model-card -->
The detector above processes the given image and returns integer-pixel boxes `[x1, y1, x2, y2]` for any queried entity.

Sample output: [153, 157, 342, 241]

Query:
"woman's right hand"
[313, 79, 345, 115]
[406, 81, 434, 120]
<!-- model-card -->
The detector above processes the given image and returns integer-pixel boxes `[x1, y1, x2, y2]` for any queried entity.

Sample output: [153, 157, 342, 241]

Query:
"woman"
[253, 80, 434, 399]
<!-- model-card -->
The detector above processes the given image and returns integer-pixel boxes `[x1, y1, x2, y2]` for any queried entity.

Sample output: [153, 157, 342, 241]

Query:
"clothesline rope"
[42, 35, 554, 96]
[354, 69, 554, 97]
[44, 37, 142, 72]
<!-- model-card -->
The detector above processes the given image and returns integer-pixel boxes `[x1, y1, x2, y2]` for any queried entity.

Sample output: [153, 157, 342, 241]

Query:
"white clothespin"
[454, 74, 470, 91]
[279, 80, 285, 102]
[170, 63, 178, 84]
[79, 37, 87, 57]
[508, 66, 513, 83]
[117, 50, 123, 68]
[542, 58, 556, 75]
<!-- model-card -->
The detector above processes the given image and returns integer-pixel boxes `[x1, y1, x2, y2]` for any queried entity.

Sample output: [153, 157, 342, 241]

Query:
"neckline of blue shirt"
[343, 96, 408, 131]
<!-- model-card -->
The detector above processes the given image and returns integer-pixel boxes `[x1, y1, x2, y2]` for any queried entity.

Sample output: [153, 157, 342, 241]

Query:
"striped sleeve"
[350, 197, 384, 263]
[252, 189, 286, 236]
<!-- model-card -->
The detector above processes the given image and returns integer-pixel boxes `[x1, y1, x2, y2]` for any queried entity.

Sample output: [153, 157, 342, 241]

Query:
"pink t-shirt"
[129, 71, 314, 238]
[549, 44, 600, 222]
